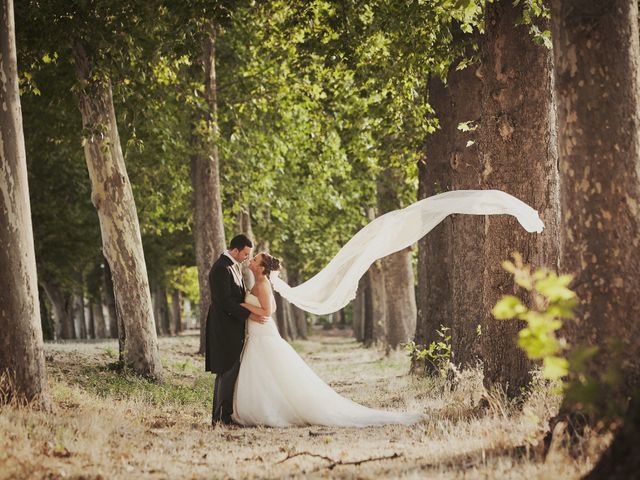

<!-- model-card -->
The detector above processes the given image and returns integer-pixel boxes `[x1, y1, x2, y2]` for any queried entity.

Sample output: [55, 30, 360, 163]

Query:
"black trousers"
[212, 359, 240, 425]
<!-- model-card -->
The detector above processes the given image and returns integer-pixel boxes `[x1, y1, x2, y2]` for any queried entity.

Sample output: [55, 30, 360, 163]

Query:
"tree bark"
[0, 0, 50, 407]
[550, 0, 640, 401]
[192, 21, 227, 355]
[584, 394, 640, 479]
[73, 42, 162, 379]
[479, 0, 560, 398]
[415, 75, 454, 374]
[171, 289, 182, 335]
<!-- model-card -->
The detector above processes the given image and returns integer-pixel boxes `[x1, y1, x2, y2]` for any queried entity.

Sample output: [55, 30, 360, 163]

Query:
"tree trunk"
[0, 0, 49, 407]
[288, 271, 307, 339]
[415, 74, 454, 374]
[382, 249, 417, 348]
[158, 284, 171, 336]
[377, 177, 417, 350]
[584, 394, 640, 479]
[479, 0, 560, 398]
[352, 277, 366, 342]
[192, 21, 227, 355]
[363, 262, 387, 347]
[73, 42, 162, 379]
[93, 299, 106, 339]
[38, 285, 54, 341]
[171, 289, 182, 335]
[74, 272, 86, 339]
[42, 281, 75, 340]
[550, 0, 640, 401]
[87, 300, 95, 339]
[103, 257, 119, 339]
[447, 63, 484, 370]
[275, 292, 290, 340]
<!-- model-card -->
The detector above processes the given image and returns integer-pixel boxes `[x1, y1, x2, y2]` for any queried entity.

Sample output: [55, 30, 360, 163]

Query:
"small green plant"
[492, 253, 577, 381]
[404, 325, 452, 377]
[104, 346, 117, 359]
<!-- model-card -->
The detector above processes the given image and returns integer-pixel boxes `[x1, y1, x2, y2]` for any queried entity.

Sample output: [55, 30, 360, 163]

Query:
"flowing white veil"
[270, 189, 544, 315]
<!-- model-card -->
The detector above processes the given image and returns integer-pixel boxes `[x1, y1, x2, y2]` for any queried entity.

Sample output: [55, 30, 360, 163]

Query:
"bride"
[231, 252, 423, 427]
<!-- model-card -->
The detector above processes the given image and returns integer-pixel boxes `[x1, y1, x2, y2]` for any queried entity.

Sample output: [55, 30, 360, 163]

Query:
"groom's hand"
[249, 313, 268, 324]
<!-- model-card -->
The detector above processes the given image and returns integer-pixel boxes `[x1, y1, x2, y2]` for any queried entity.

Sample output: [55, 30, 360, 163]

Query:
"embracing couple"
[204, 234, 423, 428]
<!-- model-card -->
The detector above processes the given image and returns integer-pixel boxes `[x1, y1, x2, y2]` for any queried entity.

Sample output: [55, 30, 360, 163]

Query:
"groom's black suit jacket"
[205, 254, 251, 374]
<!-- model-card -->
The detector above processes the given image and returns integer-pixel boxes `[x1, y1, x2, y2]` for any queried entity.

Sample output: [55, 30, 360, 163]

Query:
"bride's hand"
[249, 313, 268, 324]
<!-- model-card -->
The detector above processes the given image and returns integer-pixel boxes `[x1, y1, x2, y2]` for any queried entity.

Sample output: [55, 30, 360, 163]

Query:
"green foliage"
[494, 254, 626, 420]
[404, 325, 452, 378]
[492, 253, 575, 381]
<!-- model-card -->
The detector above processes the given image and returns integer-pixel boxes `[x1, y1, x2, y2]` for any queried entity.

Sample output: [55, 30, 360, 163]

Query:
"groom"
[205, 234, 266, 425]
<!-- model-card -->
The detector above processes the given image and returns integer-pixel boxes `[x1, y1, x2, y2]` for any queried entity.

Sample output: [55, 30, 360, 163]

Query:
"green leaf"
[492, 295, 526, 320]
[542, 356, 569, 380]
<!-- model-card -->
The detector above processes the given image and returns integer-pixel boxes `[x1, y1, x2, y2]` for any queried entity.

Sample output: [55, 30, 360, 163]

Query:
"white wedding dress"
[231, 292, 423, 427]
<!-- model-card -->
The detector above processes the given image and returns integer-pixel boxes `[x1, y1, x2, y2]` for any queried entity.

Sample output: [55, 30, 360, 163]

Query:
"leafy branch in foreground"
[492, 252, 577, 381]
[493, 253, 623, 419]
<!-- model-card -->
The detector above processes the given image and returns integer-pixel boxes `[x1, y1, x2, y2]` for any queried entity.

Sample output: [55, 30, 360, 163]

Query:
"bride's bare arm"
[241, 280, 274, 317]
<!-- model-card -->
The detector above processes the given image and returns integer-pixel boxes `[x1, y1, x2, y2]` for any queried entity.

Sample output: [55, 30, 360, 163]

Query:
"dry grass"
[0, 330, 610, 479]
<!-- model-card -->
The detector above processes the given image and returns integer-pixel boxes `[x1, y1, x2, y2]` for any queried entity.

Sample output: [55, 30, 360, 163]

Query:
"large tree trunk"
[584, 394, 640, 479]
[550, 0, 640, 406]
[192, 21, 227, 355]
[0, 0, 50, 407]
[73, 43, 162, 379]
[447, 63, 485, 369]
[415, 75, 454, 374]
[171, 289, 182, 335]
[42, 280, 75, 340]
[479, 0, 560, 398]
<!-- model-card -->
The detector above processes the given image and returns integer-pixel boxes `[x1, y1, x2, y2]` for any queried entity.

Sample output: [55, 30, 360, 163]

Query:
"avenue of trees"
[1, 0, 638, 475]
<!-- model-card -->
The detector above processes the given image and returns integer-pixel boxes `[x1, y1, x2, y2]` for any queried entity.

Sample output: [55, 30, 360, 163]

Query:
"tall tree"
[0, 0, 49, 407]
[415, 61, 483, 373]
[479, 0, 560, 398]
[73, 42, 162, 379]
[378, 173, 417, 349]
[548, 2, 640, 464]
[193, 22, 227, 354]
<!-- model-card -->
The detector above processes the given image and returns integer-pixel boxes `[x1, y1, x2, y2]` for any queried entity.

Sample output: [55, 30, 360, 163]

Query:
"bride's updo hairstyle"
[260, 253, 281, 276]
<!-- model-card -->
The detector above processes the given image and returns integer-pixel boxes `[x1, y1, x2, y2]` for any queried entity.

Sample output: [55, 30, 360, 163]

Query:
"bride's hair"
[260, 253, 281, 276]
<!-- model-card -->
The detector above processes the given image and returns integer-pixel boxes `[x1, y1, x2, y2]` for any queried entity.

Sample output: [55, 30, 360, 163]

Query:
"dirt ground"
[0, 329, 605, 479]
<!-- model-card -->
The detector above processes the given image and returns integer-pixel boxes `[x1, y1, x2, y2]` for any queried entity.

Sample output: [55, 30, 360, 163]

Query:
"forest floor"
[0, 328, 608, 479]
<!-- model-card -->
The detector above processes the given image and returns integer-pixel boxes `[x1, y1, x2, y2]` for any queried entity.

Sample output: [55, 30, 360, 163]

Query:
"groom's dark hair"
[229, 234, 253, 251]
